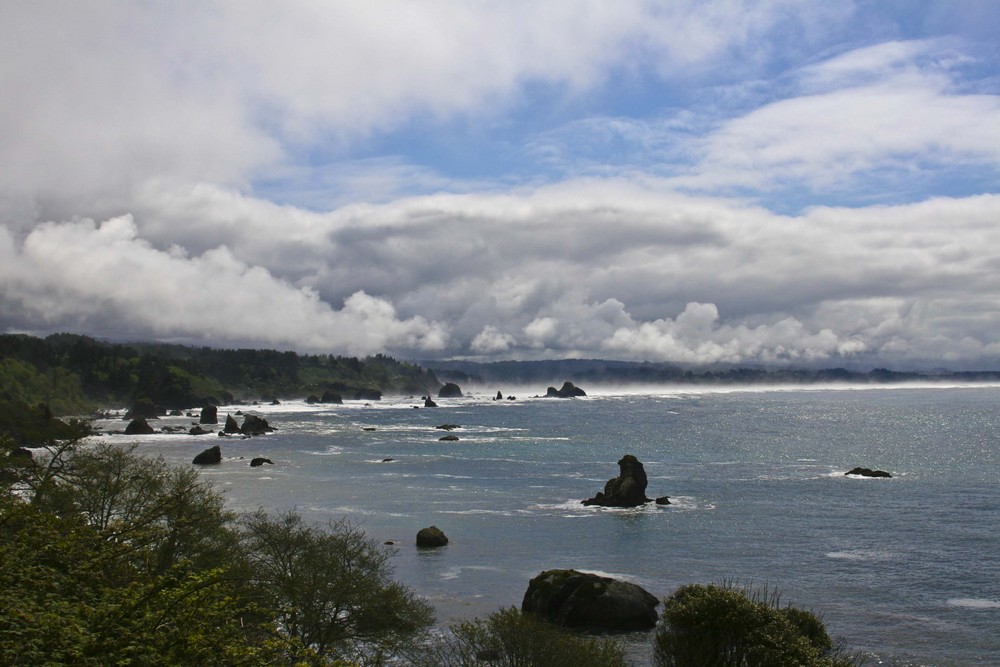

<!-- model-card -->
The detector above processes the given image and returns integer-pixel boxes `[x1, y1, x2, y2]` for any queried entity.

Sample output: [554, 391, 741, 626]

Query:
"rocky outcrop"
[240, 414, 274, 436]
[189, 425, 212, 435]
[416, 526, 449, 548]
[223, 414, 241, 434]
[305, 395, 320, 404]
[423, 397, 438, 408]
[436, 424, 460, 431]
[545, 381, 587, 398]
[521, 569, 659, 631]
[250, 457, 274, 467]
[321, 390, 344, 404]
[192, 445, 222, 465]
[582, 454, 651, 507]
[439, 434, 459, 441]
[438, 382, 463, 398]
[495, 391, 503, 400]
[199, 405, 218, 424]
[845, 467, 892, 478]
[124, 417, 156, 435]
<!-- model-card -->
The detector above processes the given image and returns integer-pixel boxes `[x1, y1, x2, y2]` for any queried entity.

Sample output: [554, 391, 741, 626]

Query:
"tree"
[421, 606, 630, 667]
[653, 583, 860, 667]
[241, 510, 435, 665]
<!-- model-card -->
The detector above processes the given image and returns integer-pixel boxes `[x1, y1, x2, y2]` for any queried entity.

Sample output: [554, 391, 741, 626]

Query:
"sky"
[1, 1, 999, 369]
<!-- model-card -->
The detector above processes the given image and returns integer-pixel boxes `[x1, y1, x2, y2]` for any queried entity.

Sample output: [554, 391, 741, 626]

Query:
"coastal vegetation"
[0, 333, 442, 415]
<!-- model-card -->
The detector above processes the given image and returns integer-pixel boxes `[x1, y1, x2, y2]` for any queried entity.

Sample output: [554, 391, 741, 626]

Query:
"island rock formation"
[437, 382, 463, 398]
[582, 454, 652, 507]
[845, 467, 892, 478]
[416, 525, 449, 548]
[199, 405, 218, 424]
[521, 569, 659, 631]
[545, 381, 586, 398]
[192, 445, 222, 465]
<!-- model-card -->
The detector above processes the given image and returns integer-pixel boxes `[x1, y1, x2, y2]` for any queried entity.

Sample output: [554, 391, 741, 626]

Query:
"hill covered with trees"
[0, 333, 443, 416]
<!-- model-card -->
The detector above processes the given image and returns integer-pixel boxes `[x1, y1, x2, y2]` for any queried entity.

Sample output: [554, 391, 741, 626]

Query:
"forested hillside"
[0, 333, 442, 416]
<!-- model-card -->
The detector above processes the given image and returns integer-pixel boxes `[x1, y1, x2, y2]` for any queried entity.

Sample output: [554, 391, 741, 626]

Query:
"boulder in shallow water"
[423, 397, 438, 408]
[199, 405, 218, 424]
[223, 414, 240, 434]
[845, 467, 892, 478]
[416, 526, 449, 548]
[124, 417, 156, 435]
[522, 569, 659, 631]
[582, 454, 651, 507]
[192, 445, 222, 465]
[250, 457, 273, 467]
[240, 414, 274, 436]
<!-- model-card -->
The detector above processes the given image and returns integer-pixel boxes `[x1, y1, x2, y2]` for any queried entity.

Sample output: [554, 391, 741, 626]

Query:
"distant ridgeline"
[0, 333, 442, 417]
[426, 358, 1000, 388]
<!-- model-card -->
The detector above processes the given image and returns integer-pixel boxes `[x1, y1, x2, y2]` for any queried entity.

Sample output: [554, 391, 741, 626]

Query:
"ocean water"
[96, 384, 1000, 666]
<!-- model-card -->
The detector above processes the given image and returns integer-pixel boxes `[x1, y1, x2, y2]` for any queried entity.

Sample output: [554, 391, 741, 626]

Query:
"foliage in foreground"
[420, 606, 630, 667]
[0, 439, 432, 666]
[653, 583, 860, 667]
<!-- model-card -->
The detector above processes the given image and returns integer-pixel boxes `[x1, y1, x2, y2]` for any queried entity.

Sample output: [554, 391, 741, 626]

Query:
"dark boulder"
[240, 414, 274, 436]
[438, 382, 463, 398]
[435, 424, 460, 430]
[124, 417, 156, 435]
[846, 467, 892, 478]
[495, 390, 503, 400]
[189, 425, 212, 435]
[439, 435, 459, 441]
[223, 414, 241, 434]
[321, 390, 344, 404]
[192, 445, 222, 465]
[545, 381, 587, 398]
[522, 569, 659, 631]
[416, 525, 449, 548]
[582, 454, 651, 507]
[655, 496, 671, 505]
[250, 457, 274, 467]
[424, 397, 438, 408]
[199, 405, 218, 424]
[305, 394, 320, 404]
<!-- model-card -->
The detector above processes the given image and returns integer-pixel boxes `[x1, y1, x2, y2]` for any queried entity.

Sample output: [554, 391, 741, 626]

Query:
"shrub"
[422, 606, 630, 667]
[653, 583, 860, 667]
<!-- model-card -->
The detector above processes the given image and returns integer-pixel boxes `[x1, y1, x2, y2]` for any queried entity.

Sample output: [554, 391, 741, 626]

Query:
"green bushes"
[0, 440, 433, 666]
[653, 583, 859, 667]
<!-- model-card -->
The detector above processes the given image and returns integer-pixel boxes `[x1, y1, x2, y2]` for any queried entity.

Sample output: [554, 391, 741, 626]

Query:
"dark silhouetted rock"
[124, 417, 156, 435]
[189, 425, 212, 435]
[545, 381, 587, 398]
[438, 382, 463, 398]
[250, 457, 274, 467]
[655, 496, 671, 505]
[846, 467, 892, 478]
[522, 569, 659, 631]
[439, 435, 459, 441]
[321, 391, 344, 404]
[495, 390, 503, 400]
[193, 445, 222, 465]
[240, 414, 274, 436]
[582, 454, 651, 507]
[435, 424, 460, 430]
[199, 405, 218, 424]
[305, 395, 320, 404]
[424, 397, 438, 407]
[416, 526, 448, 548]
[224, 414, 241, 434]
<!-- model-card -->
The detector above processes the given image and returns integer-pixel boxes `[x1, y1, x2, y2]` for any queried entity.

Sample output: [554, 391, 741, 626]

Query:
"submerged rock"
[582, 454, 651, 507]
[845, 467, 892, 478]
[522, 569, 659, 631]
[416, 525, 449, 548]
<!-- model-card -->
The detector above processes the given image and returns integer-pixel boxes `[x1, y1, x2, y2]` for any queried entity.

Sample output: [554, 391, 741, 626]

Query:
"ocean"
[95, 384, 1000, 666]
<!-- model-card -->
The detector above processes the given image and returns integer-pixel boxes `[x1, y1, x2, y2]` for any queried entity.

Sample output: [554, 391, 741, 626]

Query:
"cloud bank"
[2, 2, 999, 368]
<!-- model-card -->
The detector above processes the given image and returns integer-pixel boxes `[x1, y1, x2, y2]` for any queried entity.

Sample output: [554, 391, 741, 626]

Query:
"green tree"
[653, 583, 860, 667]
[242, 510, 435, 665]
[422, 606, 630, 667]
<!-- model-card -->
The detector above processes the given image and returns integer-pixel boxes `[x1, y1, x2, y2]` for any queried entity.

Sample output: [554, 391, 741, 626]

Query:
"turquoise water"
[102, 384, 1000, 666]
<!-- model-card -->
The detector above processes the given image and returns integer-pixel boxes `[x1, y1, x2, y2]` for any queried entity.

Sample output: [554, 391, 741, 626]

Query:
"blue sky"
[2, 1, 999, 368]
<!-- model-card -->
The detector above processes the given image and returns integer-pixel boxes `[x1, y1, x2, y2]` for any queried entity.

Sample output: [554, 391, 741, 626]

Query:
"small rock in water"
[416, 526, 448, 548]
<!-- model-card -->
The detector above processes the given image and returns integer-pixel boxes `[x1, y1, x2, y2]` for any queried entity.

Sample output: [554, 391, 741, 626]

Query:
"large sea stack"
[545, 381, 586, 398]
[583, 454, 651, 507]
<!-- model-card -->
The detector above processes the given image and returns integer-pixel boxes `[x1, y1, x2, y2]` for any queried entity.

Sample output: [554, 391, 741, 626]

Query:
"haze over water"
[97, 384, 1000, 666]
